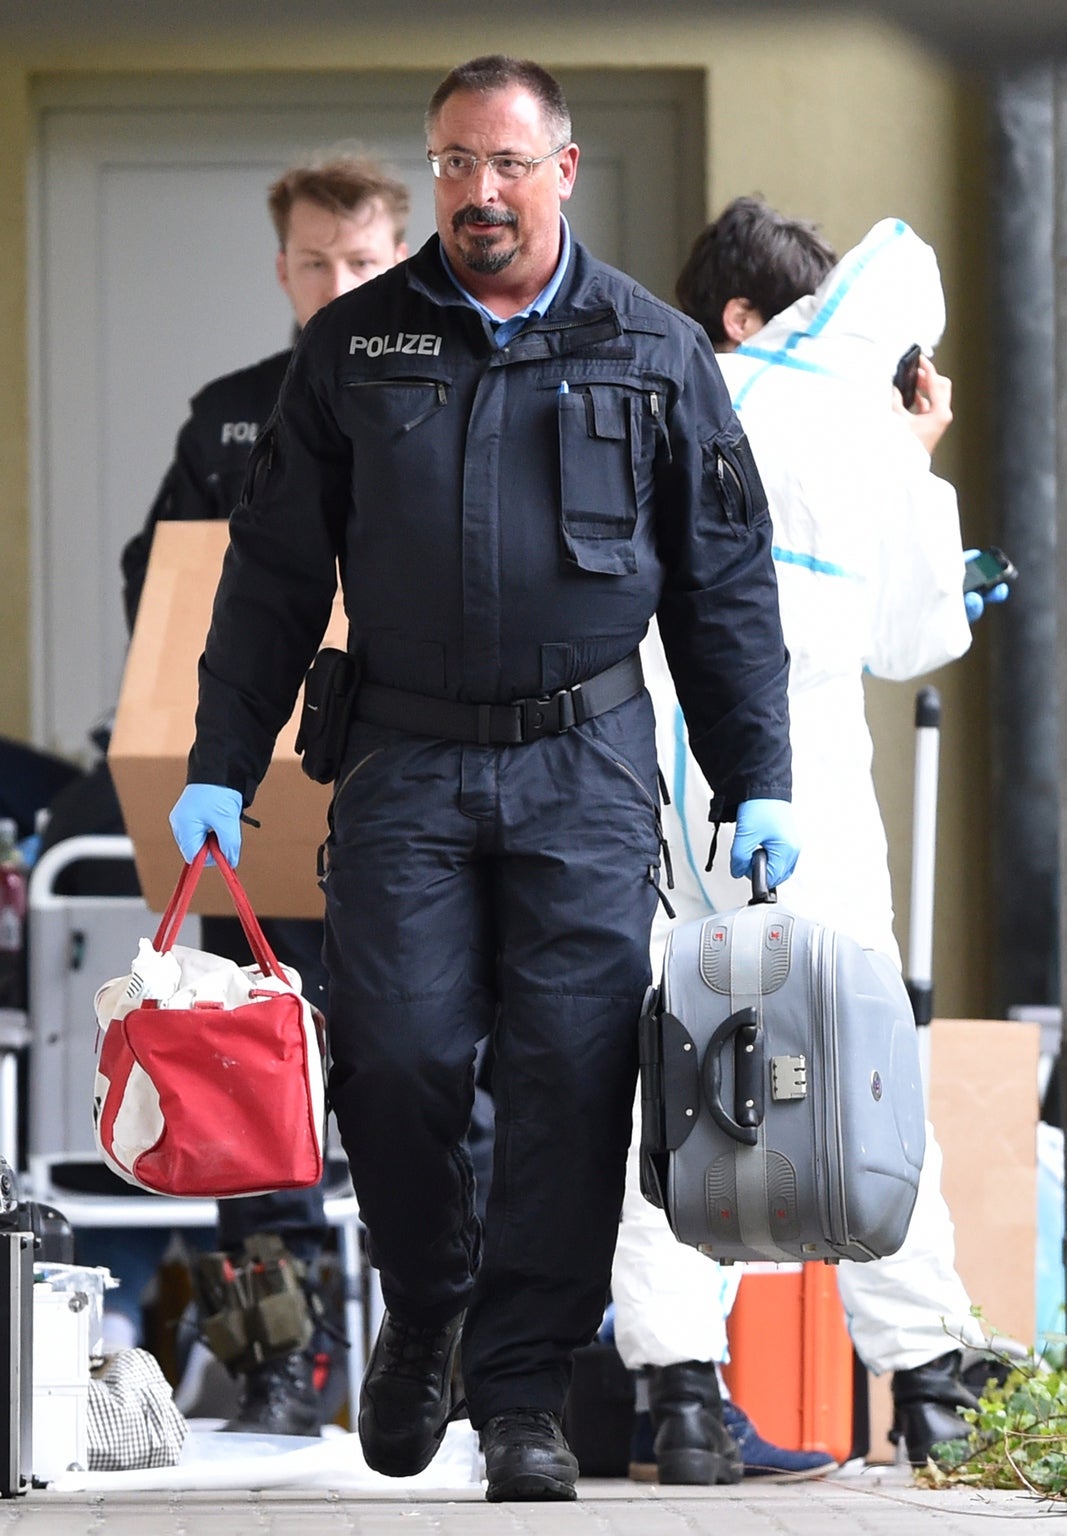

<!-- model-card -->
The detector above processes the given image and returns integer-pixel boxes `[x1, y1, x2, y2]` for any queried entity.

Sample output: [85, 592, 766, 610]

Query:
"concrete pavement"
[0, 1466, 1057, 1534]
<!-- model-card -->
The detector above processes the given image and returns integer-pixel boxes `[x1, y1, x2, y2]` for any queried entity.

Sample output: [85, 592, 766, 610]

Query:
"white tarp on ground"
[48, 1420, 483, 1493]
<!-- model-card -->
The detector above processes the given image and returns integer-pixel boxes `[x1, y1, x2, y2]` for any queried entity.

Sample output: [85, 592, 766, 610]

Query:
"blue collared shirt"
[440, 216, 572, 348]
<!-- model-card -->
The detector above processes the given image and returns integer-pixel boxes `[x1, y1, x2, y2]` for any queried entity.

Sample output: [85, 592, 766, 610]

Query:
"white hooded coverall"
[611, 219, 987, 1377]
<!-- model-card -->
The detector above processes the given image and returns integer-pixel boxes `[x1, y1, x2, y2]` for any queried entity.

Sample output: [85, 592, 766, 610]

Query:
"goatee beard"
[453, 204, 518, 272]
[460, 238, 518, 275]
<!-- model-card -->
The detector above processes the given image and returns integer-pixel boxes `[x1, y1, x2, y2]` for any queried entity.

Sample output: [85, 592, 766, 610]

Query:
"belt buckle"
[521, 686, 576, 742]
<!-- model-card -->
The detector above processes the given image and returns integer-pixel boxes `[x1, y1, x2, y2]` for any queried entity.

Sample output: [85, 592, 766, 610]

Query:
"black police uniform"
[122, 350, 292, 630]
[187, 234, 792, 1429]
[121, 347, 330, 1266]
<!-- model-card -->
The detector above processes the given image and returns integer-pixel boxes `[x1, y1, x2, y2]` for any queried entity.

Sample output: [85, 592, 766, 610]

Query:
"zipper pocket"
[716, 447, 745, 504]
[321, 745, 387, 877]
[333, 746, 385, 807]
[341, 378, 448, 434]
[712, 433, 767, 529]
[650, 389, 672, 464]
[585, 737, 659, 816]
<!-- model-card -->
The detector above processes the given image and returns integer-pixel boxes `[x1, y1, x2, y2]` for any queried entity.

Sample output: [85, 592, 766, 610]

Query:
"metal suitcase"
[639, 853, 926, 1264]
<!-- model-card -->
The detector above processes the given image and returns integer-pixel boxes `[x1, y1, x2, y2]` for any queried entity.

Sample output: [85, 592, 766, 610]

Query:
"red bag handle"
[152, 833, 288, 984]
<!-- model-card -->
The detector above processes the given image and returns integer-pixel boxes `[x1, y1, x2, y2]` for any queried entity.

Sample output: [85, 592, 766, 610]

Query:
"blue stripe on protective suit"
[731, 219, 908, 410]
[771, 545, 858, 580]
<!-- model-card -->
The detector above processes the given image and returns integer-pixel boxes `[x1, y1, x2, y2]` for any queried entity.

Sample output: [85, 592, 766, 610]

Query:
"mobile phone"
[963, 546, 1018, 595]
[892, 343, 922, 411]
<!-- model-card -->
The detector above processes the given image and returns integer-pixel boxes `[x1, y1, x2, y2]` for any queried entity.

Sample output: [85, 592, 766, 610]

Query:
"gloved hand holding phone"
[962, 546, 1014, 624]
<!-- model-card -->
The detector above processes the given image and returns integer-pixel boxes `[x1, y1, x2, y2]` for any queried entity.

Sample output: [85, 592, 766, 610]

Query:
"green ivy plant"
[916, 1336, 1067, 1500]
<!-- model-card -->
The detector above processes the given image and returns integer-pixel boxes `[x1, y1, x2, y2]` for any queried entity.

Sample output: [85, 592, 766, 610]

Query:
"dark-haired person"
[168, 61, 798, 1501]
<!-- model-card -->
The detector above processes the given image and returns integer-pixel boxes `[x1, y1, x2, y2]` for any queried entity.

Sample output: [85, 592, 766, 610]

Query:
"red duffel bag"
[92, 833, 327, 1198]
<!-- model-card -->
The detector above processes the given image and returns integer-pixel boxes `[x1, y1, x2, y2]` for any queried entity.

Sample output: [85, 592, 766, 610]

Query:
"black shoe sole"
[486, 1472, 578, 1502]
[358, 1414, 450, 1478]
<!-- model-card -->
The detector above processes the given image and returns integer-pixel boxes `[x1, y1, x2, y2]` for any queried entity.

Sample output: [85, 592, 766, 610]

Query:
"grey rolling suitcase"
[639, 852, 925, 1264]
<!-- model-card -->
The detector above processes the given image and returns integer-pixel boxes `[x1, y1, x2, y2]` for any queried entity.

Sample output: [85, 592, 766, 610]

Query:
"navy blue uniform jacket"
[188, 235, 792, 818]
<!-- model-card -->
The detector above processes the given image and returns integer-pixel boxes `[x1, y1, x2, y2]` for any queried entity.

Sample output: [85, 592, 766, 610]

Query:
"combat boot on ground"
[643, 1360, 743, 1485]
[225, 1349, 320, 1435]
[891, 1349, 980, 1465]
[481, 1409, 579, 1501]
[358, 1309, 464, 1476]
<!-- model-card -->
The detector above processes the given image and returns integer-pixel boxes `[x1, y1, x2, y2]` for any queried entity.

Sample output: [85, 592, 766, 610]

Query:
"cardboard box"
[866, 1016, 1039, 1461]
[109, 521, 346, 918]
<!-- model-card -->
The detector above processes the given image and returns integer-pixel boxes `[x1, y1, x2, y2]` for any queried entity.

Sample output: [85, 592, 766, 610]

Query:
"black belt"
[355, 651, 644, 746]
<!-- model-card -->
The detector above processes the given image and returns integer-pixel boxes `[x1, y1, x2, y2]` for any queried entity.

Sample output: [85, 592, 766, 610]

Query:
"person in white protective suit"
[612, 197, 1010, 1483]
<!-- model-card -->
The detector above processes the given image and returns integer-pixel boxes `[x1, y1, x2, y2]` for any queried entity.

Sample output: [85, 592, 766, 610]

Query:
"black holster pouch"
[295, 647, 360, 784]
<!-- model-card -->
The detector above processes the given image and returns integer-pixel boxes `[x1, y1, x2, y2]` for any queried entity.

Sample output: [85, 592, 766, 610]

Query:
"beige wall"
[0, 10, 993, 1014]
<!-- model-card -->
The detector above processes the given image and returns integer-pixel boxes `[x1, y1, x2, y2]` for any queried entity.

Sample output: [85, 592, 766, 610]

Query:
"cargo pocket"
[558, 386, 639, 574]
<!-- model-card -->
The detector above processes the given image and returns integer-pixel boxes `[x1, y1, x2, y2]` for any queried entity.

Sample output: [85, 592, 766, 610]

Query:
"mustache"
[453, 205, 518, 233]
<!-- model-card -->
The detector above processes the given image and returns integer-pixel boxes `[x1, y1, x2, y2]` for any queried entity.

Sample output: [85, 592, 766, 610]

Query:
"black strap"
[355, 651, 644, 745]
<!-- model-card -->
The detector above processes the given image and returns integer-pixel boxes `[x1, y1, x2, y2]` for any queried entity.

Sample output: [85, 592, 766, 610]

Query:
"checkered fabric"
[87, 1348, 187, 1470]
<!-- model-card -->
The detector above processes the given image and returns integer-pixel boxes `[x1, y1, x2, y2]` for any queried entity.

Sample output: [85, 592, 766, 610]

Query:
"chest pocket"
[341, 376, 449, 438]
[558, 385, 641, 575]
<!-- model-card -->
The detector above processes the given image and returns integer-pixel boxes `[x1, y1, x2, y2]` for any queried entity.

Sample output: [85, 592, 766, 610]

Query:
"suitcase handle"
[702, 1005, 764, 1146]
[748, 848, 777, 906]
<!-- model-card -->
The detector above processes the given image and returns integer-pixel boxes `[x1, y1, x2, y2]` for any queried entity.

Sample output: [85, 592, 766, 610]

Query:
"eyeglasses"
[426, 145, 569, 182]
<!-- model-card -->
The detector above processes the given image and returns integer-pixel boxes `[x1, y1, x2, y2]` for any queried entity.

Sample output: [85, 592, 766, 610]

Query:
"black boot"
[891, 1349, 980, 1466]
[481, 1410, 579, 1502]
[224, 1350, 321, 1435]
[358, 1309, 464, 1477]
[647, 1361, 743, 1485]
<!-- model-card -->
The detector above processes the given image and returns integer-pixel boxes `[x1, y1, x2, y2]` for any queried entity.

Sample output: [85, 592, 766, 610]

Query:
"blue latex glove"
[963, 548, 1011, 624]
[169, 784, 243, 867]
[730, 798, 801, 889]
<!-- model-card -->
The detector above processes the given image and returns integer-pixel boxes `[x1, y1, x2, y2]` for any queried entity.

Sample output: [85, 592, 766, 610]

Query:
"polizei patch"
[349, 333, 443, 357]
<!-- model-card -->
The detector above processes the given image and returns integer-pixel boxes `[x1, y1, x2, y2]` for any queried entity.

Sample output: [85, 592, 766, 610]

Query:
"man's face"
[276, 196, 408, 328]
[428, 85, 578, 301]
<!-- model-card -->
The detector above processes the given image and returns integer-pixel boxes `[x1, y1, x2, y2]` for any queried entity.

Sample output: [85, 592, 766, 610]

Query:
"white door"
[31, 70, 703, 757]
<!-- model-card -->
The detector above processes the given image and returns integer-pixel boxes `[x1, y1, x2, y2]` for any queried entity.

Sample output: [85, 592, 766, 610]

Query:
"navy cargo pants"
[321, 691, 661, 1429]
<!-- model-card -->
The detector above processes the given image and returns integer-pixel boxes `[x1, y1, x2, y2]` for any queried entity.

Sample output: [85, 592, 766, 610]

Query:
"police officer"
[122, 153, 409, 1435]
[122, 154, 410, 625]
[170, 56, 799, 1501]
